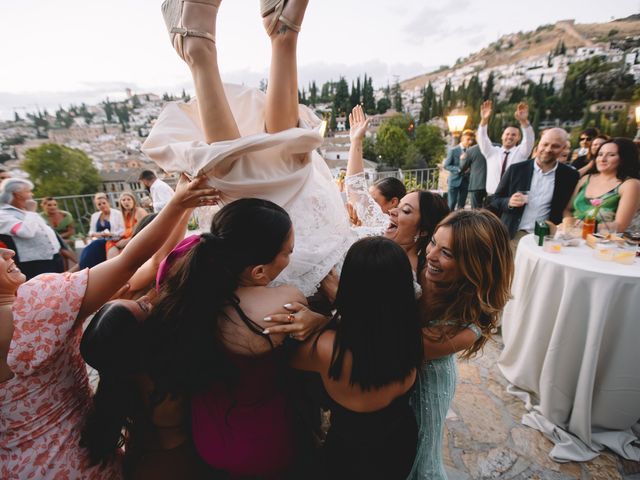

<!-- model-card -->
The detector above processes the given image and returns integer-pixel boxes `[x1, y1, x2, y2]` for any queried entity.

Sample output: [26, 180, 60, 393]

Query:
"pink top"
[191, 351, 295, 478]
[0, 270, 122, 479]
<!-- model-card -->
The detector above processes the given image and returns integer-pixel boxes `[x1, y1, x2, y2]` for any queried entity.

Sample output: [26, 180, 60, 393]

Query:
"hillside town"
[1, 20, 639, 193]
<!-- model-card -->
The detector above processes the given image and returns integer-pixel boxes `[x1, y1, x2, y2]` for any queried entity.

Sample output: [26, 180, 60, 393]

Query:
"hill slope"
[401, 18, 640, 91]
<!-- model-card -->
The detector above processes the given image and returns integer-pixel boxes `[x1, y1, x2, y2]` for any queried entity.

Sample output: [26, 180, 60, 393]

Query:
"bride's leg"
[263, 0, 309, 134]
[172, 0, 240, 142]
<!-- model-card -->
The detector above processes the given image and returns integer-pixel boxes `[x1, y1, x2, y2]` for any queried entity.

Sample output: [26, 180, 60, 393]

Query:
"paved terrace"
[445, 335, 639, 479]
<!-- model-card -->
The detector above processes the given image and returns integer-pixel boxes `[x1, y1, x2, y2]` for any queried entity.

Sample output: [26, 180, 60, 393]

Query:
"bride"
[142, 0, 352, 295]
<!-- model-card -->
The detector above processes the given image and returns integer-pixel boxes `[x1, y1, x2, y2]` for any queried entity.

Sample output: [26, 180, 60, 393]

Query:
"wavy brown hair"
[420, 209, 514, 358]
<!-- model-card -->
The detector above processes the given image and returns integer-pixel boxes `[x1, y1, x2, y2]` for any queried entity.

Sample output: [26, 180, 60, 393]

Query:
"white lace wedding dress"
[142, 84, 354, 295]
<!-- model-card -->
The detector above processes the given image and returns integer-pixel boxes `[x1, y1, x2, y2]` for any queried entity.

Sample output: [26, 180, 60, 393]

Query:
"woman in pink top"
[0, 176, 217, 480]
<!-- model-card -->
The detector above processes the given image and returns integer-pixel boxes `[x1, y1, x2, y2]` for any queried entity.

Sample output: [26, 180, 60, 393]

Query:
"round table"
[498, 234, 640, 462]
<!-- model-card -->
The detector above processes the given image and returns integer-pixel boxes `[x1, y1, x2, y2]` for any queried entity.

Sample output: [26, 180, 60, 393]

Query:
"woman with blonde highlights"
[408, 209, 514, 479]
[108, 192, 148, 259]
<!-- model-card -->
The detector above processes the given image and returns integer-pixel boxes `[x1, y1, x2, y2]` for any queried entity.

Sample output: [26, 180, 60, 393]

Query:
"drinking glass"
[593, 243, 615, 261]
[597, 211, 617, 237]
[543, 235, 561, 253]
[613, 243, 637, 265]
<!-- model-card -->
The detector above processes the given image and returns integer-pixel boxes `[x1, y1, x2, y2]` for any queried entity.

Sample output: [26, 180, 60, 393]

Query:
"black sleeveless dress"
[320, 381, 418, 480]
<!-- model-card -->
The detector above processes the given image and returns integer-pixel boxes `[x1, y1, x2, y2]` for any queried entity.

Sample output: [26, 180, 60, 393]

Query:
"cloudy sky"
[1, 0, 638, 119]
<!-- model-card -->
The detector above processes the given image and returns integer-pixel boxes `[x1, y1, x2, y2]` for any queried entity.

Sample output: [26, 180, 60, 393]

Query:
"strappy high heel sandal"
[260, 0, 303, 37]
[161, 0, 219, 59]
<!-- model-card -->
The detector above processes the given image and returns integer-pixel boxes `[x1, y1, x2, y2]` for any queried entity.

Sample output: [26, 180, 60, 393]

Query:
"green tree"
[309, 81, 318, 107]
[362, 75, 376, 114]
[392, 81, 403, 113]
[363, 136, 376, 161]
[402, 143, 423, 169]
[377, 97, 391, 114]
[22, 144, 102, 197]
[414, 124, 446, 167]
[333, 77, 350, 117]
[386, 113, 414, 133]
[419, 83, 436, 124]
[103, 99, 114, 123]
[483, 71, 495, 99]
[375, 123, 409, 167]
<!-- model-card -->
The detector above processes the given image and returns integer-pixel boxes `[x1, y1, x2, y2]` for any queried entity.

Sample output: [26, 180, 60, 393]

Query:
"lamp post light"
[446, 109, 469, 146]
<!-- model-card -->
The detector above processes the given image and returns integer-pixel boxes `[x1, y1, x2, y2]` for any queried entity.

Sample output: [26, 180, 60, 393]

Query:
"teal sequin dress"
[408, 324, 482, 480]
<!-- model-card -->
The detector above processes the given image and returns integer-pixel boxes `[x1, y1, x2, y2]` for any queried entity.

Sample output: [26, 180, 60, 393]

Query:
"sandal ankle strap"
[276, 14, 301, 33]
[170, 26, 215, 43]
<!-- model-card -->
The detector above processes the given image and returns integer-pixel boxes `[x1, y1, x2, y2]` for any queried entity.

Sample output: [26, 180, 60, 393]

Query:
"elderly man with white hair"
[0, 178, 63, 278]
[489, 128, 580, 246]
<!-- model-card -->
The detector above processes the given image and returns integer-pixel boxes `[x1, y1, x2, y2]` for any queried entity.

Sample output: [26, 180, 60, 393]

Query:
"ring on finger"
[287, 313, 295, 323]
[289, 333, 297, 339]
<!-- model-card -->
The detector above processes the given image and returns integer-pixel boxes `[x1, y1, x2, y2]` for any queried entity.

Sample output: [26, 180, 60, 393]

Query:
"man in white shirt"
[477, 100, 535, 196]
[489, 128, 579, 247]
[139, 170, 175, 213]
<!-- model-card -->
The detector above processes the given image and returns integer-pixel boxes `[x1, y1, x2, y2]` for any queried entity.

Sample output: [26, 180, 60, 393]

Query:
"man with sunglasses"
[571, 128, 599, 166]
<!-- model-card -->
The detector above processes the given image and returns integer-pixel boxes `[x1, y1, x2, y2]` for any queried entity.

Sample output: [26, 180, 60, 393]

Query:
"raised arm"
[346, 105, 370, 177]
[78, 176, 218, 319]
[122, 208, 194, 297]
[514, 102, 534, 160]
[477, 100, 494, 159]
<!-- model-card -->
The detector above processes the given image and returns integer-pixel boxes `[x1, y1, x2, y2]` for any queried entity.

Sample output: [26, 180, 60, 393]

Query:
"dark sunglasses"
[579, 137, 592, 141]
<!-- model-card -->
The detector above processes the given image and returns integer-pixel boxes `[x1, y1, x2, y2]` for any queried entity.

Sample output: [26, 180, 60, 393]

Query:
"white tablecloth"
[498, 234, 640, 462]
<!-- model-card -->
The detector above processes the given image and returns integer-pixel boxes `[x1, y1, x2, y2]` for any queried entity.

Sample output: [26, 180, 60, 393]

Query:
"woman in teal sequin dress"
[408, 210, 515, 479]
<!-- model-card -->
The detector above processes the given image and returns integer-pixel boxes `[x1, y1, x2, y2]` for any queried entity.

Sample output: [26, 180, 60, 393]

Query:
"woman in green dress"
[40, 197, 75, 244]
[408, 210, 514, 479]
[564, 138, 640, 233]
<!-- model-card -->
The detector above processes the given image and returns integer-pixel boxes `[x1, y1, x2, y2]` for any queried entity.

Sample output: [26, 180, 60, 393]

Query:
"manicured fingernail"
[284, 304, 292, 308]
[263, 329, 270, 335]
[263, 316, 271, 322]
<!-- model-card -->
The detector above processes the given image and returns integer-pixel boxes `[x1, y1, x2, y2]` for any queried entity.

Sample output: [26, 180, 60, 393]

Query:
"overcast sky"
[1, 0, 638, 119]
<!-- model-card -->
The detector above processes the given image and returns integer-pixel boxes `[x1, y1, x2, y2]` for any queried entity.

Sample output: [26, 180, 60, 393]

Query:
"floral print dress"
[0, 270, 122, 479]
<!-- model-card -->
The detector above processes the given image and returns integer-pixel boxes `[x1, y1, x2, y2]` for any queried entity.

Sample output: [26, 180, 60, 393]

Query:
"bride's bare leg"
[173, 0, 240, 142]
[263, 0, 309, 134]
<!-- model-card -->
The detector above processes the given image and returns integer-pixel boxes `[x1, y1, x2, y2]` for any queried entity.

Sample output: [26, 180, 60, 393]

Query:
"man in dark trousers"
[444, 129, 474, 210]
[460, 144, 488, 208]
[490, 128, 579, 248]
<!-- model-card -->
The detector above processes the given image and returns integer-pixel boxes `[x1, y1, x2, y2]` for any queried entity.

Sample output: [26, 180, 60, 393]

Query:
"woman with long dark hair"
[81, 198, 303, 478]
[291, 237, 423, 478]
[564, 137, 640, 233]
[408, 210, 514, 479]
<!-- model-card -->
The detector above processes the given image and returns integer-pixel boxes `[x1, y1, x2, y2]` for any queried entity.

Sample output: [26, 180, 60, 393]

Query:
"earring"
[414, 234, 420, 243]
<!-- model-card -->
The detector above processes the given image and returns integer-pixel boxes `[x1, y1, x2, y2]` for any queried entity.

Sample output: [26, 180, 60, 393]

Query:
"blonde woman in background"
[107, 192, 148, 259]
[80, 193, 125, 268]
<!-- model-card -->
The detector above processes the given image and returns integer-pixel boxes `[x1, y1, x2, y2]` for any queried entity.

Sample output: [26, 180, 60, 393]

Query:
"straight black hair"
[144, 198, 292, 399]
[373, 177, 406, 203]
[80, 302, 145, 466]
[328, 237, 423, 390]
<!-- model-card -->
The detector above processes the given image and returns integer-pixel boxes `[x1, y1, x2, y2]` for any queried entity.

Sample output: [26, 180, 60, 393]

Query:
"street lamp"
[446, 109, 469, 146]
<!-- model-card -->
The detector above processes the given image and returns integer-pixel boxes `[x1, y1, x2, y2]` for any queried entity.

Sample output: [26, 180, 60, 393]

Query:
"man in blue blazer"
[444, 129, 474, 210]
[490, 128, 579, 243]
